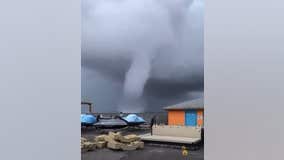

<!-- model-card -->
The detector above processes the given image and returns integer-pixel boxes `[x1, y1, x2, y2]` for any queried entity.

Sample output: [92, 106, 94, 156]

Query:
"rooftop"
[163, 98, 204, 110]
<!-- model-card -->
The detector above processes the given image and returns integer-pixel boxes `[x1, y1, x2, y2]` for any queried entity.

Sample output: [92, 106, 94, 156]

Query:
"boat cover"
[81, 114, 96, 124]
[123, 114, 145, 123]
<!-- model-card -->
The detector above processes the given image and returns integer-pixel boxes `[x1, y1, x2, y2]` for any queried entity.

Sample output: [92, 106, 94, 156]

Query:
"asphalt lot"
[82, 145, 204, 160]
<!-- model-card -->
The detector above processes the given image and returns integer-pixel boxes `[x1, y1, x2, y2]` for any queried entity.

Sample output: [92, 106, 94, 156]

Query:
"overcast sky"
[81, 0, 204, 112]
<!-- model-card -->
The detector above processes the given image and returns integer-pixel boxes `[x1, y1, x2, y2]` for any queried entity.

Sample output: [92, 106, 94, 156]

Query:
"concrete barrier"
[152, 125, 201, 138]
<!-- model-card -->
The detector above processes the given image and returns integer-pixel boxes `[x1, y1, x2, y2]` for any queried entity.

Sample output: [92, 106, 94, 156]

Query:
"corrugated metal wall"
[168, 110, 185, 125]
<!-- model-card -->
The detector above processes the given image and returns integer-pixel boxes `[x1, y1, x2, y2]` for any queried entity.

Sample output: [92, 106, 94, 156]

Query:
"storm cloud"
[82, 0, 204, 112]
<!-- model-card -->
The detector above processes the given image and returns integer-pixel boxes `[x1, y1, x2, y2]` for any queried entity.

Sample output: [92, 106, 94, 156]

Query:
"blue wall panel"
[185, 110, 197, 126]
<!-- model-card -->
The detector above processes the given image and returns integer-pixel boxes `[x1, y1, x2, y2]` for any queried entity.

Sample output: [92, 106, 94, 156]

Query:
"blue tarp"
[81, 114, 96, 124]
[123, 114, 145, 123]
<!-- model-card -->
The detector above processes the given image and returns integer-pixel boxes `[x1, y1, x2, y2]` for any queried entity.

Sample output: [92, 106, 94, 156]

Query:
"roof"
[164, 98, 204, 110]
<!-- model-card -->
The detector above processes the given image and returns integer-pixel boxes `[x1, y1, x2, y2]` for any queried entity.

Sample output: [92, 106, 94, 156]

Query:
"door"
[185, 110, 197, 126]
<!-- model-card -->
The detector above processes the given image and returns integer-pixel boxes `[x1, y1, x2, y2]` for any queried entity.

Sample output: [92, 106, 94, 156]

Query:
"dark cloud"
[82, 0, 204, 112]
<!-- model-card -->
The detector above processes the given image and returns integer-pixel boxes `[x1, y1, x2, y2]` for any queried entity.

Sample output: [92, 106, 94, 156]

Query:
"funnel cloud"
[82, 0, 204, 112]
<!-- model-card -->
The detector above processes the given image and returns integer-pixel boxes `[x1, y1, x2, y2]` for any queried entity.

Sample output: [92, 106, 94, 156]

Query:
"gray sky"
[81, 0, 204, 112]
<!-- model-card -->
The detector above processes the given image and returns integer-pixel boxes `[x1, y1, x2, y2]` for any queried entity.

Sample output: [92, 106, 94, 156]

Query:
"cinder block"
[107, 141, 122, 150]
[133, 141, 144, 149]
[95, 135, 107, 142]
[81, 142, 96, 152]
[81, 137, 87, 143]
[108, 132, 122, 140]
[96, 141, 107, 148]
[120, 143, 137, 151]
[119, 134, 141, 143]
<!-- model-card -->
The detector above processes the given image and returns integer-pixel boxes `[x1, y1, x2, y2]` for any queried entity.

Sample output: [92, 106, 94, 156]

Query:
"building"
[164, 98, 204, 127]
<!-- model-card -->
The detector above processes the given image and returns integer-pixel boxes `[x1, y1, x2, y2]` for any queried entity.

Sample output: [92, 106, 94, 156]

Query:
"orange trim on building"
[168, 110, 185, 125]
[197, 110, 204, 127]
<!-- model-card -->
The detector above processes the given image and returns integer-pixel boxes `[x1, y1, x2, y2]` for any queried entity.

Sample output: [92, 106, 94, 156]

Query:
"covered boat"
[122, 114, 146, 126]
[81, 114, 97, 126]
[94, 116, 128, 129]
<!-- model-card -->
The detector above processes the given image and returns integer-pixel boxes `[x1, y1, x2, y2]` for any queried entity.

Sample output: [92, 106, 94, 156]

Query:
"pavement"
[82, 145, 204, 160]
